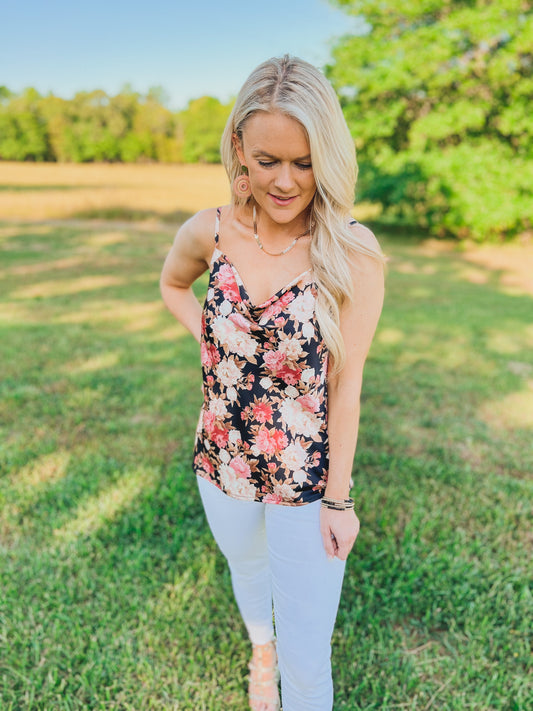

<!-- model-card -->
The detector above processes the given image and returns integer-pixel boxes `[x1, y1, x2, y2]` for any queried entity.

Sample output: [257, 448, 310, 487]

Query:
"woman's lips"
[268, 193, 297, 206]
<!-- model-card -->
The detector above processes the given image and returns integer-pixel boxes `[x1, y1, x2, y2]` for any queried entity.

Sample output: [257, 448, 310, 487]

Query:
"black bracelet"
[321, 496, 355, 511]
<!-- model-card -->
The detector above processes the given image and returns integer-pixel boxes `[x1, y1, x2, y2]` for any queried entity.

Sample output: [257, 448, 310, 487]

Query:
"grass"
[0, 166, 532, 709]
[0, 162, 230, 221]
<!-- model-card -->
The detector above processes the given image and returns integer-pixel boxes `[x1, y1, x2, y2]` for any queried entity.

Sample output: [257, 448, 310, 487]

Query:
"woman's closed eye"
[257, 160, 312, 170]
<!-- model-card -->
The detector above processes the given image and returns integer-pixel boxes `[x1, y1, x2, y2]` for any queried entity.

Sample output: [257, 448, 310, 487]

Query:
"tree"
[327, 0, 533, 240]
[0, 88, 51, 161]
[179, 96, 233, 163]
[0, 86, 230, 166]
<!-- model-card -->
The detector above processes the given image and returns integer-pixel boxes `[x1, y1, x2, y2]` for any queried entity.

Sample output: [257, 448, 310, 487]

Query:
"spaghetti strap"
[215, 207, 221, 245]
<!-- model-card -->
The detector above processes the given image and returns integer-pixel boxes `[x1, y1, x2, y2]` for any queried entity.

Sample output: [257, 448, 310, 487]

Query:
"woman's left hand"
[320, 507, 360, 560]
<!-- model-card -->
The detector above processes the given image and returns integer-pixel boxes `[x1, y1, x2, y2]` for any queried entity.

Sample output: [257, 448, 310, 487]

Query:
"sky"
[2, 0, 363, 110]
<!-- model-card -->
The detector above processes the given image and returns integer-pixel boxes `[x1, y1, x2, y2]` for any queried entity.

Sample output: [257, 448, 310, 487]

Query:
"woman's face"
[233, 111, 316, 229]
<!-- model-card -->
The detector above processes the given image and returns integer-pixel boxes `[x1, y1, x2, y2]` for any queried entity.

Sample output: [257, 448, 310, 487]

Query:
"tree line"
[1, 0, 531, 240]
[0, 86, 232, 164]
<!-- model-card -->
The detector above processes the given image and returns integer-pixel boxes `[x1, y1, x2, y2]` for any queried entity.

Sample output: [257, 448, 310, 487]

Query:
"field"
[0, 163, 532, 710]
[0, 161, 231, 221]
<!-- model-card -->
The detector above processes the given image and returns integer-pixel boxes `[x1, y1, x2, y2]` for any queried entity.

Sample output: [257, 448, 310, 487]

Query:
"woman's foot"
[248, 640, 280, 711]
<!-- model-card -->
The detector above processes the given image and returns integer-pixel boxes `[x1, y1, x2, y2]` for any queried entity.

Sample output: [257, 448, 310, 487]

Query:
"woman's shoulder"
[176, 205, 229, 258]
[179, 206, 219, 239]
[347, 219, 382, 255]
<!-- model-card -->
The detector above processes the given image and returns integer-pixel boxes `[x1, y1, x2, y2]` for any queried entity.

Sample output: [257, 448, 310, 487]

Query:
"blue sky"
[2, 0, 362, 110]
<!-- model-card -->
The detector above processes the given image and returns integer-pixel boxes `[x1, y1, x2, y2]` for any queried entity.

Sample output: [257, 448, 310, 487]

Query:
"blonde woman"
[160, 55, 385, 711]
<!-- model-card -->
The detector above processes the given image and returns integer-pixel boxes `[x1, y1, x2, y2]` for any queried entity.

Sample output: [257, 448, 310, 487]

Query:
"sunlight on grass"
[11, 450, 71, 490]
[486, 329, 528, 355]
[55, 300, 167, 332]
[12, 275, 126, 299]
[479, 380, 533, 429]
[395, 334, 496, 373]
[0, 224, 54, 241]
[0, 302, 32, 322]
[406, 286, 433, 298]
[463, 243, 533, 296]
[53, 466, 157, 544]
[84, 231, 131, 247]
[376, 327, 404, 345]
[149, 324, 191, 342]
[457, 266, 490, 285]
[66, 352, 122, 374]
[6, 255, 89, 277]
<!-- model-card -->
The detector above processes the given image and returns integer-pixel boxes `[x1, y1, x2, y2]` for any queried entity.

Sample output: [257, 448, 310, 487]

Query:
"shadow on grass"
[70, 207, 195, 224]
[0, 222, 531, 709]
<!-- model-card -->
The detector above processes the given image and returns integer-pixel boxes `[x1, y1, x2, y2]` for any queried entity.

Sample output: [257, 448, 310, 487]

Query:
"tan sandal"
[248, 640, 281, 711]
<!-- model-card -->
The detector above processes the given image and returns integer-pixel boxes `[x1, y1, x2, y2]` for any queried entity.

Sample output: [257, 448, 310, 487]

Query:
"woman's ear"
[232, 132, 245, 165]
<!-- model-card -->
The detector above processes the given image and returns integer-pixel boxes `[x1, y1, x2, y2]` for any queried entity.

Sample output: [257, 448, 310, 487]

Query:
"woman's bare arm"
[320, 225, 385, 559]
[159, 209, 216, 343]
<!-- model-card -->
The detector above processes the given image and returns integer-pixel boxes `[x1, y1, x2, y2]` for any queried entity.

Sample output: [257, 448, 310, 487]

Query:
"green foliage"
[179, 96, 234, 163]
[328, 0, 533, 240]
[0, 87, 233, 165]
[0, 88, 51, 161]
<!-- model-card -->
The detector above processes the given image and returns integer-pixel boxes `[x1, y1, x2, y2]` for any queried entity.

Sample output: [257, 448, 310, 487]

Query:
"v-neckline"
[214, 247, 312, 310]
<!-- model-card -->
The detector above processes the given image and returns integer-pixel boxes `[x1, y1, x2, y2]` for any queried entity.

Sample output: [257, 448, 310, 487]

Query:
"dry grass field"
[0, 161, 386, 224]
[0, 161, 231, 221]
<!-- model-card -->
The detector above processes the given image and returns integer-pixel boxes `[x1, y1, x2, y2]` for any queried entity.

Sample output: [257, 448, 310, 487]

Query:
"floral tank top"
[193, 207, 331, 506]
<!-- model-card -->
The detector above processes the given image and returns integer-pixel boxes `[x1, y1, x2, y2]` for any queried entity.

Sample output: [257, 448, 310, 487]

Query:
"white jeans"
[197, 475, 346, 711]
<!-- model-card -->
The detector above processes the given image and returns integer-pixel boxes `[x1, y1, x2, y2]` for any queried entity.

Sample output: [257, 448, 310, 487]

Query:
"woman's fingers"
[320, 508, 360, 560]
[320, 516, 336, 559]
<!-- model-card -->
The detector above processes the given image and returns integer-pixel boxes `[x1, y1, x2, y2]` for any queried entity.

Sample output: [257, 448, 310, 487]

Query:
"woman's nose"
[273, 164, 295, 192]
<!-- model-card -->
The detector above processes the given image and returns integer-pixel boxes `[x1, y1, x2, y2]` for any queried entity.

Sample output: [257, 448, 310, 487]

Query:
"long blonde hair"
[220, 55, 383, 373]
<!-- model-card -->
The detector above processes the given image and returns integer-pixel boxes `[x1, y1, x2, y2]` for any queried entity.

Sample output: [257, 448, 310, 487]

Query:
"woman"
[160, 55, 384, 711]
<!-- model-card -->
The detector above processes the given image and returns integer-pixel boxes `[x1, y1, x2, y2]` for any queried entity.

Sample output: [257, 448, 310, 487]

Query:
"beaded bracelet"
[321, 496, 355, 511]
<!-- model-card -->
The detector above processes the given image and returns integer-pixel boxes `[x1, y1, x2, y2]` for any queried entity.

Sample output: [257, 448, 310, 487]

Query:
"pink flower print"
[262, 291, 295, 321]
[272, 482, 297, 501]
[230, 456, 251, 479]
[221, 281, 240, 302]
[297, 394, 320, 413]
[279, 337, 303, 360]
[203, 409, 216, 433]
[200, 455, 214, 475]
[288, 291, 314, 322]
[228, 312, 251, 332]
[206, 375, 215, 387]
[271, 429, 288, 451]
[217, 264, 241, 302]
[218, 264, 235, 284]
[280, 398, 321, 437]
[263, 493, 282, 504]
[277, 365, 302, 385]
[264, 350, 285, 371]
[274, 317, 285, 327]
[253, 402, 273, 423]
[201, 342, 211, 367]
[255, 427, 287, 455]
[267, 462, 278, 472]
[212, 424, 229, 448]
[256, 426, 277, 455]
[201, 342, 221, 368]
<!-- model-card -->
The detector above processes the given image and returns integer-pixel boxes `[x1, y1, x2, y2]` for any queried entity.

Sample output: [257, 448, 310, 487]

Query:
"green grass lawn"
[0, 221, 531, 710]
